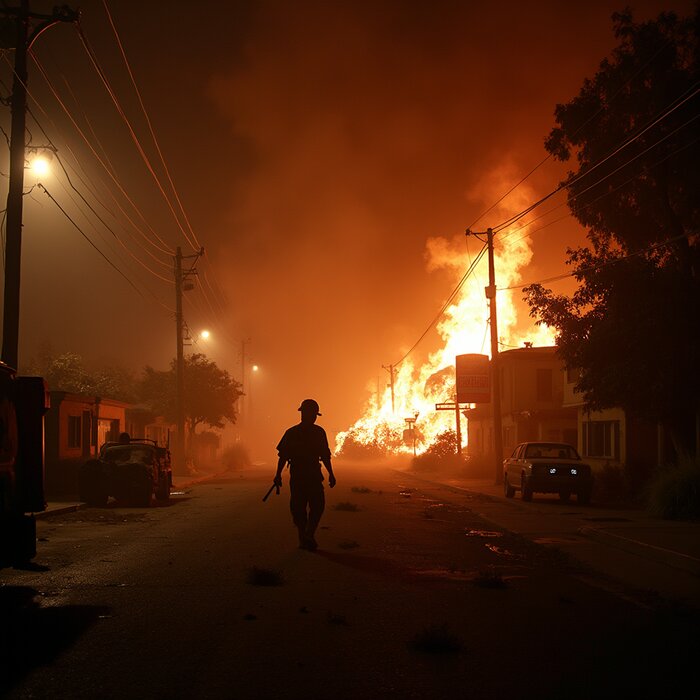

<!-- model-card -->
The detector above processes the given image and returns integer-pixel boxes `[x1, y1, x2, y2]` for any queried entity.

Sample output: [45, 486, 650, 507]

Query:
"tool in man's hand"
[262, 482, 280, 502]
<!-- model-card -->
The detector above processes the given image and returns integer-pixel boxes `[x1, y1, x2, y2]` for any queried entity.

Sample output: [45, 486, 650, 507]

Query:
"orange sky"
[1, 0, 694, 456]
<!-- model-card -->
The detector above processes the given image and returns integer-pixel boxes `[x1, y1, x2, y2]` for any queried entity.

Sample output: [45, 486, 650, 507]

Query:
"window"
[582, 420, 620, 459]
[536, 369, 553, 401]
[67, 415, 81, 449]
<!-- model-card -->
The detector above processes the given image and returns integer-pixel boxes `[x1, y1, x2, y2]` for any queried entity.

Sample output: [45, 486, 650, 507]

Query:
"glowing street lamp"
[199, 329, 210, 341]
[29, 154, 51, 179]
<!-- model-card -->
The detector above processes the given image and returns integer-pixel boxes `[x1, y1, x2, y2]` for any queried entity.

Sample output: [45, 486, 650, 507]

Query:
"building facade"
[45, 392, 129, 498]
[467, 346, 577, 463]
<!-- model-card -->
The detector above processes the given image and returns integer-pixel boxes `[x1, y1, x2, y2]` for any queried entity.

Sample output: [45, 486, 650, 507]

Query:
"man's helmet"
[298, 398, 321, 416]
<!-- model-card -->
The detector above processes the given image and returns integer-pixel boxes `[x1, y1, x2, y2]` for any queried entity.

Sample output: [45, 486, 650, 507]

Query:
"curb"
[35, 503, 83, 519]
[578, 525, 700, 576]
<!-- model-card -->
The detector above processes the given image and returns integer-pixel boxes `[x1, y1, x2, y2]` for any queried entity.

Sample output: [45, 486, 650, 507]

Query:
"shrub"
[335, 435, 387, 460]
[412, 430, 468, 472]
[593, 463, 628, 505]
[221, 443, 251, 470]
[647, 455, 700, 520]
[246, 566, 284, 586]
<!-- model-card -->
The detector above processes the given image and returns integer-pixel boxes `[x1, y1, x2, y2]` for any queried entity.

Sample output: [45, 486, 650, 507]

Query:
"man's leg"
[304, 483, 326, 550]
[289, 482, 308, 547]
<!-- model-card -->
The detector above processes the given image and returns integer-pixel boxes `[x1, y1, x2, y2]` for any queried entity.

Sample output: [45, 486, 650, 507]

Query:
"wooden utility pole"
[466, 227, 504, 484]
[382, 363, 396, 413]
[0, 1, 79, 369]
[173, 246, 203, 473]
[174, 247, 186, 473]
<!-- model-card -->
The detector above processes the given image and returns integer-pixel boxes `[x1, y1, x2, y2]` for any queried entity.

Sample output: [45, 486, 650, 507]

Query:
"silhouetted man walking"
[274, 399, 336, 551]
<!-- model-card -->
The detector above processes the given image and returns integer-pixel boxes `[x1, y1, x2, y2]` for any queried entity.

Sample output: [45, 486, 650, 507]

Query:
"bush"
[336, 435, 387, 460]
[221, 443, 251, 470]
[593, 463, 628, 505]
[412, 430, 467, 472]
[647, 454, 700, 520]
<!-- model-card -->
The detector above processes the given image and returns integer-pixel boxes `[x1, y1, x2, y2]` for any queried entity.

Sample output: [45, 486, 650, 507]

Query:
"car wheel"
[504, 476, 515, 498]
[156, 474, 170, 502]
[559, 491, 571, 502]
[521, 476, 533, 502]
[132, 481, 152, 507]
[577, 489, 591, 505]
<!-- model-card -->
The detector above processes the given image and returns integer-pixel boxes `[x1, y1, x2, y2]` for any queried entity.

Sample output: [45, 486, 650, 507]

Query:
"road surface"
[2, 461, 697, 699]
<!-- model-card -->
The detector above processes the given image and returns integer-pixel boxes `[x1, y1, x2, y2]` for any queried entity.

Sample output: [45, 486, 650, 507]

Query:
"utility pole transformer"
[0, 1, 79, 369]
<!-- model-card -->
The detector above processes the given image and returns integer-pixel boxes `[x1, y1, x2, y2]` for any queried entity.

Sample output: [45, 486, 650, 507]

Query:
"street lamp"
[200, 330, 210, 341]
[29, 154, 51, 179]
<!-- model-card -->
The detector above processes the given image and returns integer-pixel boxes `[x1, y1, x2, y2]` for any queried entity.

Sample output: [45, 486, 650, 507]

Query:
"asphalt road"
[1, 462, 698, 699]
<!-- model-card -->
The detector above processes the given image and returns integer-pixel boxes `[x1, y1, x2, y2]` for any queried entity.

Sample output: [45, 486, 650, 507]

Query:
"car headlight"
[570, 468, 578, 475]
[549, 468, 557, 475]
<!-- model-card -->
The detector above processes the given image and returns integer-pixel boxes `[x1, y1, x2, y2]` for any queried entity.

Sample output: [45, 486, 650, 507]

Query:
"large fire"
[335, 178, 556, 457]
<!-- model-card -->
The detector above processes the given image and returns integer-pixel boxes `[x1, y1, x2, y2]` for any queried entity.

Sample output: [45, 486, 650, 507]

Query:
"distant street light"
[200, 330, 210, 340]
[252, 364, 259, 372]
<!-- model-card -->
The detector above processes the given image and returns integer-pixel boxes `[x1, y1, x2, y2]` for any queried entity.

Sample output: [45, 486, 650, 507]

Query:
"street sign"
[456, 353, 490, 403]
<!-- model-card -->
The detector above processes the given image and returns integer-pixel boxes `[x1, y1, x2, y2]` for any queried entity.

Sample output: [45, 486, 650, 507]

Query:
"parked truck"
[0, 361, 49, 567]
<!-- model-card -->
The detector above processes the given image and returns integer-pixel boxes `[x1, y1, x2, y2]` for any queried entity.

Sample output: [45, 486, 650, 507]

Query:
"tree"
[24, 346, 138, 402]
[139, 353, 243, 444]
[525, 8, 699, 456]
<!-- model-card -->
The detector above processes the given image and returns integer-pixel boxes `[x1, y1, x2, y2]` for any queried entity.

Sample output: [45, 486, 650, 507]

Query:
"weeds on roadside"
[409, 623, 462, 654]
[327, 611, 349, 626]
[472, 566, 507, 589]
[647, 455, 700, 520]
[338, 540, 360, 549]
[351, 486, 372, 494]
[333, 501, 360, 512]
[246, 566, 284, 586]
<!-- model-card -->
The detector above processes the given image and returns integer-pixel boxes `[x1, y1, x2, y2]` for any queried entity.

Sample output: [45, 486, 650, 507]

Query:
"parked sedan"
[503, 442, 594, 504]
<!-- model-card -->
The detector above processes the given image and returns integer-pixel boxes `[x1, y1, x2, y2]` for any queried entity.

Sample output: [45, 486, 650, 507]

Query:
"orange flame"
[336, 174, 555, 456]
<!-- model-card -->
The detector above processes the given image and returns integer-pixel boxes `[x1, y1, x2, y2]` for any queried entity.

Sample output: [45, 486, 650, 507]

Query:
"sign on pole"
[456, 353, 490, 404]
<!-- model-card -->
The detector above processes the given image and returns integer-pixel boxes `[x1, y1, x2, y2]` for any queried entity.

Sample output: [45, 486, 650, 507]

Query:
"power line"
[25, 52, 176, 256]
[392, 244, 488, 367]
[100, 0, 202, 253]
[75, 21, 201, 254]
[27, 106, 176, 281]
[38, 184, 147, 299]
[498, 233, 689, 292]
[492, 83, 700, 234]
[466, 37, 674, 232]
[500, 131, 700, 247]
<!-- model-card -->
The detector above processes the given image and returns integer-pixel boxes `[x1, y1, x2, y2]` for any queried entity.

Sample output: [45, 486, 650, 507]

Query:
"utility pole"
[240, 338, 249, 425]
[0, 1, 79, 369]
[382, 363, 395, 413]
[173, 246, 203, 473]
[466, 227, 503, 484]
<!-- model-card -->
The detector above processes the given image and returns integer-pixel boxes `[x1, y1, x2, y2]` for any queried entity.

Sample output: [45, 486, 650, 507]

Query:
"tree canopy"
[24, 346, 138, 403]
[525, 8, 699, 455]
[139, 353, 243, 439]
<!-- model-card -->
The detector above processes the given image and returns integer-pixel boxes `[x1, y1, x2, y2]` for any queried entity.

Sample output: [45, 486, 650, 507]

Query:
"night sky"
[0, 0, 693, 455]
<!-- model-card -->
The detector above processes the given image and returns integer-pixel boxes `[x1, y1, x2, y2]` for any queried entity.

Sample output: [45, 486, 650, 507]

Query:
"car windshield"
[104, 445, 155, 464]
[524, 444, 579, 460]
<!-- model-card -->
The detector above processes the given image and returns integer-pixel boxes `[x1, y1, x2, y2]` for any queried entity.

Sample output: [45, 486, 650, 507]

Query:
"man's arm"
[322, 457, 336, 488]
[273, 456, 286, 487]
